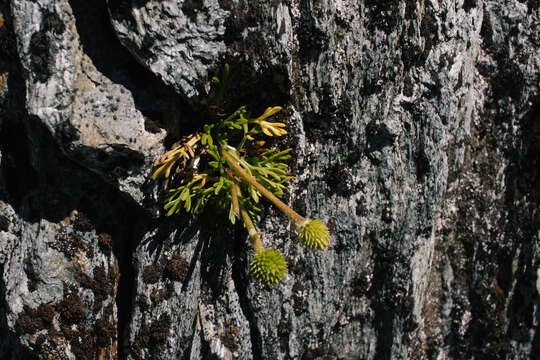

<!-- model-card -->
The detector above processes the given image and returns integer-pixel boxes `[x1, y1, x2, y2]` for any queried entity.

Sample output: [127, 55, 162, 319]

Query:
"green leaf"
[214, 177, 224, 195]
[184, 195, 192, 212]
[229, 203, 236, 224]
[179, 187, 190, 201]
[249, 186, 259, 203]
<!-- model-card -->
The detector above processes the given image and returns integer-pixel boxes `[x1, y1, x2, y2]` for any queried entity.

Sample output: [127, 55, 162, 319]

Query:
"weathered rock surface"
[1, 0, 539, 359]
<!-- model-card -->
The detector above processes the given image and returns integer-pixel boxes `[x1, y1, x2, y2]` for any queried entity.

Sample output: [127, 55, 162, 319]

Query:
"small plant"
[152, 65, 329, 286]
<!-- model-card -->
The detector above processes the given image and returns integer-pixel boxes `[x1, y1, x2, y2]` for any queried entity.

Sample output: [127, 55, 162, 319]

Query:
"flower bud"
[298, 219, 330, 250]
[249, 249, 287, 286]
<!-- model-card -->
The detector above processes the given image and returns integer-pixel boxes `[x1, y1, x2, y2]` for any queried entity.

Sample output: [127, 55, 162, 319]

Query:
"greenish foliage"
[152, 65, 292, 226]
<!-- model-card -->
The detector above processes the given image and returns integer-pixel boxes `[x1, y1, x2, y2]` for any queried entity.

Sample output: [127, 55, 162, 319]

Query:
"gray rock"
[108, 0, 229, 99]
[1, 0, 538, 359]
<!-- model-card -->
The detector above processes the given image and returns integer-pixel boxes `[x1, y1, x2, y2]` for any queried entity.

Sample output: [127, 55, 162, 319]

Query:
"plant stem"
[231, 182, 240, 216]
[221, 146, 306, 226]
[228, 173, 264, 253]
[240, 206, 265, 254]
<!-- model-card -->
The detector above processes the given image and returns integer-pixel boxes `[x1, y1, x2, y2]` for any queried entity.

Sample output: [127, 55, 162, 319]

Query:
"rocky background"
[0, 0, 539, 359]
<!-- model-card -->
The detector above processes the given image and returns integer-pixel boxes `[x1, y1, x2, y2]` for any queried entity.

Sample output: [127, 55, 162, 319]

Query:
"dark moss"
[219, 320, 238, 352]
[287, 255, 305, 276]
[74, 211, 93, 231]
[142, 263, 162, 284]
[351, 273, 370, 297]
[150, 287, 167, 304]
[78, 265, 112, 310]
[381, 205, 393, 224]
[15, 303, 56, 334]
[77, 271, 96, 290]
[95, 304, 116, 348]
[29, 30, 50, 83]
[57, 286, 85, 324]
[360, 77, 383, 96]
[480, 9, 494, 49]
[15, 306, 41, 334]
[98, 233, 112, 256]
[42, 10, 65, 35]
[137, 295, 150, 313]
[292, 281, 308, 316]
[70, 333, 96, 360]
[26, 10, 64, 83]
[165, 281, 176, 299]
[55, 120, 80, 144]
[165, 253, 189, 281]
[53, 228, 87, 259]
[36, 303, 55, 325]
[60, 322, 77, 341]
[139, 313, 172, 351]
[403, 75, 414, 97]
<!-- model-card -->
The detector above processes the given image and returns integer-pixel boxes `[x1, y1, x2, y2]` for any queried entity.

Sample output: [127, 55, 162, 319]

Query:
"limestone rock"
[1, 1, 539, 359]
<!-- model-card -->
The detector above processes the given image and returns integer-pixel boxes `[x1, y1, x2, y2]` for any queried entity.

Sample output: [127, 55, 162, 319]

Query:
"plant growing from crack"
[152, 64, 329, 286]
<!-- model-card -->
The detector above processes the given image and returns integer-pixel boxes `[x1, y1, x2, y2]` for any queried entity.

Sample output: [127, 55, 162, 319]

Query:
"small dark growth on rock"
[165, 253, 189, 281]
[142, 263, 162, 284]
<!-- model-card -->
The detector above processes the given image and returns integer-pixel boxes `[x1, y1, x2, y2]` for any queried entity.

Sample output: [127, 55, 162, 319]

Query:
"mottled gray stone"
[1, 0, 539, 359]
[10, 0, 170, 205]
[108, 0, 229, 99]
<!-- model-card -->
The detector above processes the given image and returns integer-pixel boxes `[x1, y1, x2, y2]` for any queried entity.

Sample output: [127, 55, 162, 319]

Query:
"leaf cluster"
[152, 65, 293, 225]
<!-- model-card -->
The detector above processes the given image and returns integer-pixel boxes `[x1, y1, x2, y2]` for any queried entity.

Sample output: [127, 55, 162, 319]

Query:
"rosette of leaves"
[152, 65, 329, 286]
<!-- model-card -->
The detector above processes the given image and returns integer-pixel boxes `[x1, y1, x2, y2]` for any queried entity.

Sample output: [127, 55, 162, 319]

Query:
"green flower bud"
[298, 219, 330, 250]
[249, 249, 287, 286]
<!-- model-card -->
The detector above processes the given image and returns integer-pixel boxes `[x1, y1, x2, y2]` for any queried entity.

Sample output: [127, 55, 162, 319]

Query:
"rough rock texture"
[1, 0, 539, 359]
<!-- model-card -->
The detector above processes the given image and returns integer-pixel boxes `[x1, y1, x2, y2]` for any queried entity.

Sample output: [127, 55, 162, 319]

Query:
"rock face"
[1, 0, 538, 359]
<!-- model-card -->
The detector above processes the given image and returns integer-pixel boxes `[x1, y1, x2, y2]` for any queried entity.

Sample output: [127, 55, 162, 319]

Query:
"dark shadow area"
[369, 245, 402, 360]
[504, 97, 540, 358]
[216, 59, 291, 117]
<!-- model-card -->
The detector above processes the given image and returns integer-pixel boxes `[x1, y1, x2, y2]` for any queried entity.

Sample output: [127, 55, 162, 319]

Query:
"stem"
[221, 146, 306, 226]
[228, 172, 264, 253]
[240, 206, 265, 254]
[231, 182, 240, 216]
